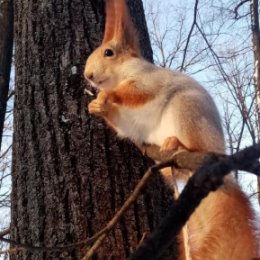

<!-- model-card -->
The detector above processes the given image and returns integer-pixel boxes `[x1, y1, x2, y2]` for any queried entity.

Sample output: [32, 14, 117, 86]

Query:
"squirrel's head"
[84, 0, 141, 90]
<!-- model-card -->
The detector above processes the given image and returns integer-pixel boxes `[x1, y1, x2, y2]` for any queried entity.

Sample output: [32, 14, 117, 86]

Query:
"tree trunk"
[10, 0, 176, 260]
[251, 0, 260, 206]
[0, 0, 13, 150]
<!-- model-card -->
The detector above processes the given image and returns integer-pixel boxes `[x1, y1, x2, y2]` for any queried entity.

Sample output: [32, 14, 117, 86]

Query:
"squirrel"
[84, 0, 259, 259]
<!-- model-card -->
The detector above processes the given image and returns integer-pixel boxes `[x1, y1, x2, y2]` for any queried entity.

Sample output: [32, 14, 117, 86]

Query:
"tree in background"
[0, 0, 13, 151]
[0, 0, 14, 256]
[250, 0, 260, 204]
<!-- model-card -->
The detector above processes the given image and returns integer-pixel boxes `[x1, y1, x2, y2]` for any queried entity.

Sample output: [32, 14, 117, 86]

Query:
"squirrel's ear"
[102, 0, 116, 43]
[102, 0, 140, 55]
[114, 0, 140, 54]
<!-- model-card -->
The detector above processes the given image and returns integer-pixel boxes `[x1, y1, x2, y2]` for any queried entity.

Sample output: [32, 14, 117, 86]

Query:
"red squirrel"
[84, 0, 259, 259]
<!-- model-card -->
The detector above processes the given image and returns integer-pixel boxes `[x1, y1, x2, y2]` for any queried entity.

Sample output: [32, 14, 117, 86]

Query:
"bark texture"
[11, 0, 176, 260]
[0, 0, 13, 150]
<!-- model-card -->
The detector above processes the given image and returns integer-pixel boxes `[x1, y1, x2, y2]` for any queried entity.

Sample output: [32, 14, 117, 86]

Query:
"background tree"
[10, 0, 176, 260]
[0, 0, 14, 257]
[0, 0, 13, 151]
[250, 0, 260, 204]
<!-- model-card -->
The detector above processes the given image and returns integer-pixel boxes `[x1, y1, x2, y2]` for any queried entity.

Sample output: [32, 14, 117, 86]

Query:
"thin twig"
[0, 228, 10, 237]
[0, 144, 12, 158]
[82, 234, 106, 260]
[0, 224, 116, 253]
[180, 0, 199, 71]
[0, 247, 22, 256]
[234, 0, 250, 19]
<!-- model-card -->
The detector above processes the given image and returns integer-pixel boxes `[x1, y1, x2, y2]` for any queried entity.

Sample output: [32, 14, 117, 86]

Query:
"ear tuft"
[102, 0, 141, 55]
[102, 0, 116, 43]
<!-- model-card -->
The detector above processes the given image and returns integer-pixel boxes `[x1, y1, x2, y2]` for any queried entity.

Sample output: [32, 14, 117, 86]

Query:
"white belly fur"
[114, 98, 178, 146]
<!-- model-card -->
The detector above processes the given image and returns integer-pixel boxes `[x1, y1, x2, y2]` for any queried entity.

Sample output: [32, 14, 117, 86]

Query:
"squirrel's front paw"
[88, 99, 107, 115]
[88, 91, 112, 115]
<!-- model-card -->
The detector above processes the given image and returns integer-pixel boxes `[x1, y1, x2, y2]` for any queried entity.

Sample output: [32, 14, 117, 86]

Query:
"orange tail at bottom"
[178, 178, 259, 260]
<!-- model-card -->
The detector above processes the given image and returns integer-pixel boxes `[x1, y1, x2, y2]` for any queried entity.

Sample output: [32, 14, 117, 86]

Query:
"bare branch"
[0, 228, 9, 237]
[234, 0, 250, 19]
[0, 144, 11, 159]
[180, 0, 199, 71]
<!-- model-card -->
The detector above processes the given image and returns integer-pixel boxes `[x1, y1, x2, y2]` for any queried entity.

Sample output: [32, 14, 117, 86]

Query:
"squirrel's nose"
[84, 71, 94, 81]
[88, 73, 94, 80]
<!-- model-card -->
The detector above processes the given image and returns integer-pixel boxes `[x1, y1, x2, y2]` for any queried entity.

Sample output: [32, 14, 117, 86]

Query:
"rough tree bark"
[0, 0, 13, 150]
[10, 0, 176, 260]
[251, 0, 260, 206]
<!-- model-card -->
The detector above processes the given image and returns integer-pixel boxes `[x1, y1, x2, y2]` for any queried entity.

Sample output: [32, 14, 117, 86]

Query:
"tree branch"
[234, 0, 250, 19]
[0, 228, 10, 237]
[180, 0, 199, 71]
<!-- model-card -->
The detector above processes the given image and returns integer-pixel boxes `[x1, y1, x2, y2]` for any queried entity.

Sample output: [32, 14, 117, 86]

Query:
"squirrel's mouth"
[97, 80, 105, 85]
[88, 77, 113, 90]
[95, 78, 113, 90]
[97, 78, 108, 86]
[86, 78, 106, 89]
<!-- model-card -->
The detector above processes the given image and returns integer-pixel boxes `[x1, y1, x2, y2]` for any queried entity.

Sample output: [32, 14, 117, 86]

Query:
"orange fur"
[179, 181, 258, 260]
[88, 80, 154, 130]
[106, 80, 154, 107]
[102, 0, 140, 53]
[113, 0, 140, 54]
[102, 0, 116, 43]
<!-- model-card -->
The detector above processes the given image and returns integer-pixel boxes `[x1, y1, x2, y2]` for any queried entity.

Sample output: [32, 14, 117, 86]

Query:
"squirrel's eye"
[104, 49, 114, 57]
